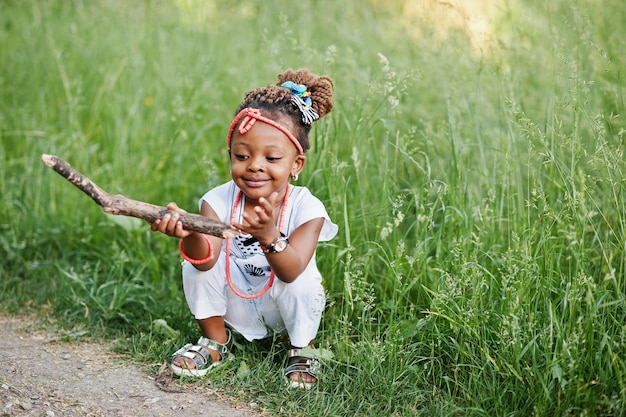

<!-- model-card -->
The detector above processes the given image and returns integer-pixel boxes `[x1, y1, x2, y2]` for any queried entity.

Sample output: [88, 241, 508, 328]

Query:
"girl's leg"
[181, 257, 273, 344]
[272, 275, 325, 347]
[271, 275, 325, 385]
[172, 261, 231, 371]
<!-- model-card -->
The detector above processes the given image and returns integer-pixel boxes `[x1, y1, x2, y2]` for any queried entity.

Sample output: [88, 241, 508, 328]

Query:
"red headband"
[227, 108, 304, 155]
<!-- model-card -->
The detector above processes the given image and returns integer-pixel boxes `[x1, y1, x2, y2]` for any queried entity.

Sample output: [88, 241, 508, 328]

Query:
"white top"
[199, 181, 338, 291]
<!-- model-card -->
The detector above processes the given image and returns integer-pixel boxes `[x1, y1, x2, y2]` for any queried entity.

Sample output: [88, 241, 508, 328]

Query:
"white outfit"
[181, 181, 338, 347]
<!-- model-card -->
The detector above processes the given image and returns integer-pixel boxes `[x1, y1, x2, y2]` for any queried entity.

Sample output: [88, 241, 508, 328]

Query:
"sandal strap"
[287, 348, 303, 357]
[187, 345, 212, 362]
[284, 357, 320, 379]
[181, 350, 208, 369]
[171, 330, 232, 368]
[197, 329, 232, 360]
[171, 342, 193, 358]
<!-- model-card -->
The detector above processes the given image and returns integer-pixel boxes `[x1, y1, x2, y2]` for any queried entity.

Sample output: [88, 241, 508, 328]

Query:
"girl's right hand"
[150, 202, 191, 238]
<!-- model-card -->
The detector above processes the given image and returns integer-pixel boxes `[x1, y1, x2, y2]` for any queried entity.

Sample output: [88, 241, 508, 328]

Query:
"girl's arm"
[151, 201, 223, 271]
[263, 217, 324, 283]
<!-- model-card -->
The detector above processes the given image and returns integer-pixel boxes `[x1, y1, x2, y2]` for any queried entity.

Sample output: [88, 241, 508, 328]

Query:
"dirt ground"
[0, 314, 261, 417]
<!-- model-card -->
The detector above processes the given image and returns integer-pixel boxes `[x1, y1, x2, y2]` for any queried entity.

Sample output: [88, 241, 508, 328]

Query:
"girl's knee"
[278, 277, 324, 303]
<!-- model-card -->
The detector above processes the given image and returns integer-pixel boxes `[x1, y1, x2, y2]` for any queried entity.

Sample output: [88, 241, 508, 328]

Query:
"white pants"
[181, 258, 325, 347]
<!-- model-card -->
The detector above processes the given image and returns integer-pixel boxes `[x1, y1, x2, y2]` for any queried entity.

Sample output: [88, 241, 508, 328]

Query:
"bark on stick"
[41, 154, 240, 239]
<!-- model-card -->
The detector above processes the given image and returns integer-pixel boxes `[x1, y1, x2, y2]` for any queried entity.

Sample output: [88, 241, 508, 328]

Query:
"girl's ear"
[292, 155, 306, 177]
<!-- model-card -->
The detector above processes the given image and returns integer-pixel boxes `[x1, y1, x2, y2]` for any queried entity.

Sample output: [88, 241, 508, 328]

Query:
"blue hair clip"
[281, 81, 319, 124]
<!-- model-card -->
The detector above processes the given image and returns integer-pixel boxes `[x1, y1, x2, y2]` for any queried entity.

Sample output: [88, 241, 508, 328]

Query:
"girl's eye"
[234, 154, 249, 160]
[267, 156, 281, 162]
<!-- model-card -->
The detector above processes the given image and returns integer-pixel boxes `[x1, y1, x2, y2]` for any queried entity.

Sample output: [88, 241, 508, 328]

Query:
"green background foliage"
[1, 0, 625, 415]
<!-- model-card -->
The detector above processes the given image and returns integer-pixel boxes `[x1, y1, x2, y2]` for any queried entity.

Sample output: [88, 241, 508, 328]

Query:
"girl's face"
[229, 120, 305, 204]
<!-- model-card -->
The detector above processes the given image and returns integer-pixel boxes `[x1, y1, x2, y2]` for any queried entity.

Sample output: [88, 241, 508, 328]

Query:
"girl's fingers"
[165, 212, 180, 234]
[242, 210, 256, 222]
[166, 201, 186, 212]
[257, 197, 269, 210]
[157, 212, 175, 235]
[264, 192, 280, 208]
[254, 205, 269, 221]
[150, 206, 188, 238]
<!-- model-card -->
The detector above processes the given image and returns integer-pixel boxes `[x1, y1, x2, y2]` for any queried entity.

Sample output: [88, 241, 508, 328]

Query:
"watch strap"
[261, 233, 288, 253]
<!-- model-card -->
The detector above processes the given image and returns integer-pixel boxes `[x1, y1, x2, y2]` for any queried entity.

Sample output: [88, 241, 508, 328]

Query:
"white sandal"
[284, 347, 320, 389]
[170, 330, 232, 377]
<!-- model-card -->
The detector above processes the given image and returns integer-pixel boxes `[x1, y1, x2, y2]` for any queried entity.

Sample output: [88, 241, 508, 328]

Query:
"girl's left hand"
[233, 192, 281, 244]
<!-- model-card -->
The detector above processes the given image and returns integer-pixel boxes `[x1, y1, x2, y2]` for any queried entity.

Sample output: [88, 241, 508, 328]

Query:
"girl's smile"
[243, 178, 270, 188]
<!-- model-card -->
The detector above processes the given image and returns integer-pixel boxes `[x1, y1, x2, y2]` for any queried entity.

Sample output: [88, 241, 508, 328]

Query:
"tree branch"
[41, 154, 240, 239]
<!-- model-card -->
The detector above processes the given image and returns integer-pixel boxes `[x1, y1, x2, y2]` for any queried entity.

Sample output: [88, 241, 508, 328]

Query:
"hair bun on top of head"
[276, 68, 334, 122]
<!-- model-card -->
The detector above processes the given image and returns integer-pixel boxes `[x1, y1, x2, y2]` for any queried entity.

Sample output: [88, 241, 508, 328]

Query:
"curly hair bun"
[276, 68, 334, 119]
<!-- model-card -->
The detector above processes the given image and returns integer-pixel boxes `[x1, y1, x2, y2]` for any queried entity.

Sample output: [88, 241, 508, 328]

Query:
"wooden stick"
[41, 154, 240, 239]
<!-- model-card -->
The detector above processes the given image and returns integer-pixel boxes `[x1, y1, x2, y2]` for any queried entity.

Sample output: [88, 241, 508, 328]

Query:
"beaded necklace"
[225, 184, 290, 299]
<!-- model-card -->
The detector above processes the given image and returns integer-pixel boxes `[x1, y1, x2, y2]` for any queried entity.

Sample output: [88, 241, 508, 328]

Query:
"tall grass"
[1, 0, 625, 415]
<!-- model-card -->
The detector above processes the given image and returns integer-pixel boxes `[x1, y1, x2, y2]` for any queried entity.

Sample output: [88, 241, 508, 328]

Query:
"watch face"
[274, 238, 288, 252]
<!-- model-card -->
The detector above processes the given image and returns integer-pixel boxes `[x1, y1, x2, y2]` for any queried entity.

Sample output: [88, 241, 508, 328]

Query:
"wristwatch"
[261, 233, 289, 253]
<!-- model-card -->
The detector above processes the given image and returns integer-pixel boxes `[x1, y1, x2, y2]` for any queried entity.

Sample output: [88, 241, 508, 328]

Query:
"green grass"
[2, 0, 625, 415]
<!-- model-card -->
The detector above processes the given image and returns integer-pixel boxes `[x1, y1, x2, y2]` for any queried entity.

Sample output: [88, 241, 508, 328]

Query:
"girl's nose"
[247, 156, 264, 172]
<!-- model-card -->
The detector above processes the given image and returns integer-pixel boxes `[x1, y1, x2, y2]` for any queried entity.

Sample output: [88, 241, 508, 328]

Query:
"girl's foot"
[285, 346, 319, 389]
[170, 330, 232, 377]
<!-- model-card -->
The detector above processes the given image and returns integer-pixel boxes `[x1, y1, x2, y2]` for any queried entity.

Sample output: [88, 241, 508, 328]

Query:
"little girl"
[151, 68, 337, 389]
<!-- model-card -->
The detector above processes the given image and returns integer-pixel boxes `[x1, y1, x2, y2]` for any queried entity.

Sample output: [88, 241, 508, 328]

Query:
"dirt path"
[0, 314, 260, 417]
